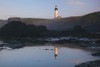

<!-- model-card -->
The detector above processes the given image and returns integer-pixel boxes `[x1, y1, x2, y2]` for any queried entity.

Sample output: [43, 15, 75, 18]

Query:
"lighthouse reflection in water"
[0, 44, 100, 67]
[54, 46, 61, 59]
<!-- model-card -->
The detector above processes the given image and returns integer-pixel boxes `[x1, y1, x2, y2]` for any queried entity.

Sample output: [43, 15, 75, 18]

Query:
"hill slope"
[0, 11, 100, 32]
[22, 11, 100, 32]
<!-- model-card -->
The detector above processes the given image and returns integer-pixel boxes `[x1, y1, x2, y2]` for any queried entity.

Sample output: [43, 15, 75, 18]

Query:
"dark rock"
[75, 60, 100, 67]
[92, 52, 100, 56]
[7, 44, 25, 49]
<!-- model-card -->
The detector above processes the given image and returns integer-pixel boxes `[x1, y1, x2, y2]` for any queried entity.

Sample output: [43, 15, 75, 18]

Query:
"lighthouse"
[54, 5, 61, 19]
[55, 5, 58, 18]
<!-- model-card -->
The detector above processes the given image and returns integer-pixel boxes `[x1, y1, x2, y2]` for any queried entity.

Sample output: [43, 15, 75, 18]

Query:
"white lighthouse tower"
[55, 5, 58, 18]
[54, 5, 61, 19]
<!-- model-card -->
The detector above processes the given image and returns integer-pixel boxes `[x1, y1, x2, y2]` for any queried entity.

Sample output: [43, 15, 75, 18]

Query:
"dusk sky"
[0, 0, 100, 19]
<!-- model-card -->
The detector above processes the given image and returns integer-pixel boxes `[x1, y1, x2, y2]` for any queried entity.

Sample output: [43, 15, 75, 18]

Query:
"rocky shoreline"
[75, 60, 100, 67]
[0, 36, 100, 49]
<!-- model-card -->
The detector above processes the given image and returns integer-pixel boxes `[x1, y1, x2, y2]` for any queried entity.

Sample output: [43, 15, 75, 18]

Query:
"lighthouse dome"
[55, 8, 58, 10]
[55, 5, 58, 10]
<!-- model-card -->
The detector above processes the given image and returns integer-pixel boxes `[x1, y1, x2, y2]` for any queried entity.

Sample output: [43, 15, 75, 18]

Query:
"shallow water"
[0, 43, 100, 67]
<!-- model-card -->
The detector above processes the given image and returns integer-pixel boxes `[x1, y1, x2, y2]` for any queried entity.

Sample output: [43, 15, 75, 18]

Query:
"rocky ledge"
[92, 52, 100, 56]
[75, 60, 100, 67]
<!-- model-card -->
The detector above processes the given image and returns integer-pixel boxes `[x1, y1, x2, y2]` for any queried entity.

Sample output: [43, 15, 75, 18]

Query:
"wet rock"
[75, 60, 100, 67]
[44, 49, 54, 50]
[96, 40, 100, 43]
[7, 44, 25, 49]
[92, 52, 100, 56]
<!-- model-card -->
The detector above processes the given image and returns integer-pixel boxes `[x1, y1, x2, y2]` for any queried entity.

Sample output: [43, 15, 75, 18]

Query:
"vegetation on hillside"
[0, 21, 48, 38]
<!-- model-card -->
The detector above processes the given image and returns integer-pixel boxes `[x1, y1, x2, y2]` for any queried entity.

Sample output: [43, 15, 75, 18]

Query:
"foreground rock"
[75, 60, 100, 67]
[92, 52, 100, 56]
[7, 44, 25, 49]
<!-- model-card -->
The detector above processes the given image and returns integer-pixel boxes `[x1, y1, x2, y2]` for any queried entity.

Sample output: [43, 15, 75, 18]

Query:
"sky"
[0, 0, 100, 20]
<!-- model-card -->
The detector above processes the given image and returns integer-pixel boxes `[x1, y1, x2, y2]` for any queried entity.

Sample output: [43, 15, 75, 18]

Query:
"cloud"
[65, 1, 85, 5]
